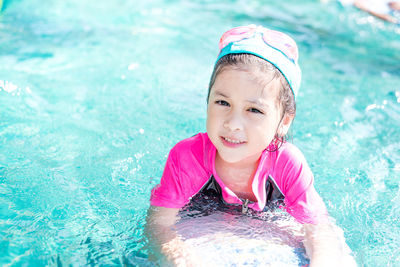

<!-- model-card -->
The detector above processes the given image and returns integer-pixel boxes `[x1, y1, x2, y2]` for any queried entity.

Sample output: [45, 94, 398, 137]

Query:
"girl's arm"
[303, 223, 357, 267]
[145, 205, 200, 267]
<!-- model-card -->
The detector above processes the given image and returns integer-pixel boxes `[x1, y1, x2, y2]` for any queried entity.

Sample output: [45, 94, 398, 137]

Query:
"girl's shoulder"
[171, 132, 211, 155]
[169, 132, 214, 170]
[268, 143, 315, 199]
[273, 142, 308, 167]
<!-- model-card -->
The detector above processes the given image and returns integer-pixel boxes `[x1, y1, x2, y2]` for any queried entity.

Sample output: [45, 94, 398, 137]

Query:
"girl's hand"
[303, 223, 357, 267]
[145, 205, 204, 267]
[161, 237, 203, 267]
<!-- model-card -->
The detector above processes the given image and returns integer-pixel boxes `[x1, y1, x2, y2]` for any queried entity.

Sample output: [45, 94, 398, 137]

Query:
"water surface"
[1, 0, 399, 265]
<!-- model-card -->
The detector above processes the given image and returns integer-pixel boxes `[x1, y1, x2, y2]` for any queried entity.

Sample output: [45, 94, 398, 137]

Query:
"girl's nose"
[223, 112, 243, 131]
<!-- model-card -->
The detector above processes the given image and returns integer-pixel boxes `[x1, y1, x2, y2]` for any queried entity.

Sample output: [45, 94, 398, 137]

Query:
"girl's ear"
[279, 114, 294, 136]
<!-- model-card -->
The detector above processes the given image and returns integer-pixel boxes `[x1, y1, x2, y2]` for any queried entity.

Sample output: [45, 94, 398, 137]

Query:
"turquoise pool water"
[1, 0, 399, 265]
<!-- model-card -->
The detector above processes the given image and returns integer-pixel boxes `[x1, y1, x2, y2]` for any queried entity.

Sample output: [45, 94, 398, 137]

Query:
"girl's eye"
[248, 108, 263, 114]
[215, 100, 230, 106]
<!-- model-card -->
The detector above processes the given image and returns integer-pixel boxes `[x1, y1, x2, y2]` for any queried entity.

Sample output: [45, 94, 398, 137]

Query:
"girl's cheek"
[208, 106, 219, 117]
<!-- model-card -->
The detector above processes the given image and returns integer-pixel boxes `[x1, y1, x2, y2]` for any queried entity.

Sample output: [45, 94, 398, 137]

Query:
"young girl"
[146, 25, 355, 266]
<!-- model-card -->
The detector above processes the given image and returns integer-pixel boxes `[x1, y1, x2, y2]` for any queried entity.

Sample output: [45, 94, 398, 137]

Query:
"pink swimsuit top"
[150, 133, 328, 224]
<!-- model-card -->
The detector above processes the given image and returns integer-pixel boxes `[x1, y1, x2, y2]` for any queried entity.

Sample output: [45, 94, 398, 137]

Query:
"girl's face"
[206, 67, 292, 164]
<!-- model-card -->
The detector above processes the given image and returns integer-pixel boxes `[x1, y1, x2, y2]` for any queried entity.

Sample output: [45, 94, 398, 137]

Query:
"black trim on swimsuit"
[181, 175, 285, 215]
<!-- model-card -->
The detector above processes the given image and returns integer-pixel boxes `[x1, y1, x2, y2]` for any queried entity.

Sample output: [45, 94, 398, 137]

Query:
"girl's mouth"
[220, 136, 246, 147]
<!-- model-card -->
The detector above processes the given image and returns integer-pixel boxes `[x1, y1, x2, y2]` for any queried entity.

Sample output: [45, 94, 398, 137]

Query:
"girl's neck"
[215, 152, 261, 201]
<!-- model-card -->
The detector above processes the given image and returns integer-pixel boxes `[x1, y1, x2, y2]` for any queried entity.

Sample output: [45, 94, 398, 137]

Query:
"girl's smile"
[220, 136, 246, 147]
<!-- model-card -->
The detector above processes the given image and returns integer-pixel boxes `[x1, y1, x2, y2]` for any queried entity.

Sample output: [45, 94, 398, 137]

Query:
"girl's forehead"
[213, 66, 281, 99]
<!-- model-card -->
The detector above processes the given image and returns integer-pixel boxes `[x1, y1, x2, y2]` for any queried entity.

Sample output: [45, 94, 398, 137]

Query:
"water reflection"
[175, 208, 308, 266]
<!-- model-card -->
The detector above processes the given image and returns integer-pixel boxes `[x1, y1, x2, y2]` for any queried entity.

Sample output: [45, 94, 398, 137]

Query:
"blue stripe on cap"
[217, 32, 301, 98]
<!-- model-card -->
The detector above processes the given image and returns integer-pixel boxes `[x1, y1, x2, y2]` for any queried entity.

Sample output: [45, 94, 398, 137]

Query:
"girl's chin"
[218, 155, 243, 164]
[216, 150, 260, 165]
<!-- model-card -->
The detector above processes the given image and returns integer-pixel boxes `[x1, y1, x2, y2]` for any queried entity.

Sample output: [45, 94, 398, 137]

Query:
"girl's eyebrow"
[246, 99, 270, 109]
[213, 90, 229, 98]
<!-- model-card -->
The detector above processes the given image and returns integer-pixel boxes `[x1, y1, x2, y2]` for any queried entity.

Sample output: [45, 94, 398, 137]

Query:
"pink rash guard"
[150, 133, 328, 224]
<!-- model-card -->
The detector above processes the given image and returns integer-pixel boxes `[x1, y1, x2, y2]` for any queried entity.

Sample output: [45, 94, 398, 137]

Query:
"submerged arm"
[145, 205, 199, 267]
[303, 223, 357, 267]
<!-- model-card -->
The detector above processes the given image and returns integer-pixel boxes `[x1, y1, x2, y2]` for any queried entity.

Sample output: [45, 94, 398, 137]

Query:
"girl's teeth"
[224, 137, 243, 144]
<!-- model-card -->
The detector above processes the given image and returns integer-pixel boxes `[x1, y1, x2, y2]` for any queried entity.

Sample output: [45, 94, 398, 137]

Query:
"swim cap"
[217, 25, 301, 98]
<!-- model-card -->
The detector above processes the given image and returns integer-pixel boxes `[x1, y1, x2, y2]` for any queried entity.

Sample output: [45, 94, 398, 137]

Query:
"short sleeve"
[276, 145, 329, 224]
[150, 148, 188, 208]
[149, 133, 211, 209]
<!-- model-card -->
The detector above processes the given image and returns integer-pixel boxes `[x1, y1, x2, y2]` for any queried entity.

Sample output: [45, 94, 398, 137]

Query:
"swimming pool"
[1, 0, 399, 265]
